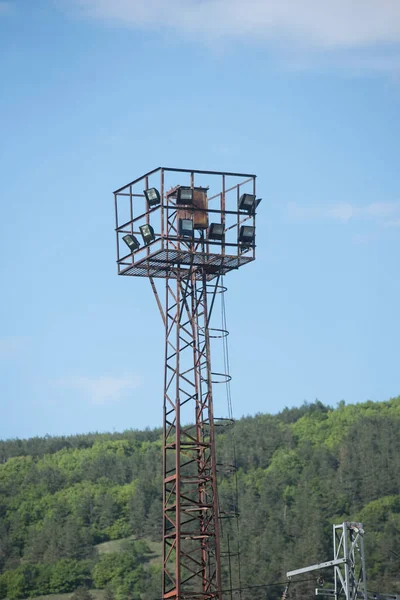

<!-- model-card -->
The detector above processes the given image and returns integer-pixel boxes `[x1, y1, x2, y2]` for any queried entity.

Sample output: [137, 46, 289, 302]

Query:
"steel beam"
[287, 558, 347, 578]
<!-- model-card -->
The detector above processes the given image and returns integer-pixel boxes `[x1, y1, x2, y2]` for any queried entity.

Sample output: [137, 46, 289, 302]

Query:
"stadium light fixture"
[179, 218, 194, 238]
[238, 193, 261, 214]
[177, 186, 194, 204]
[238, 225, 255, 245]
[144, 188, 161, 207]
[140, 224, 155, 245]
[122, 234, 140, 252]
[208, 223, 224, 241]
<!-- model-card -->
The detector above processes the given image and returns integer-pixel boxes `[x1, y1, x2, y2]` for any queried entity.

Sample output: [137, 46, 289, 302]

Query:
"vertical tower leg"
[162, 268, 222, 600]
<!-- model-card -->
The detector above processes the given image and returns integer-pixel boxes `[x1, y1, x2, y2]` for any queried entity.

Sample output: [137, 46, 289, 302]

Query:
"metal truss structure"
[114, 167, 259, 600]
[286, 522, 400, 600]
[332, 522, 368, 600]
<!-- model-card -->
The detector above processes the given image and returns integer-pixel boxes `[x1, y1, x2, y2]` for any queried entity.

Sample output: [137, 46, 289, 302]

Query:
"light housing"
[122, 234, 140, 252]
[176, 186, 194, 204]
[208, 223, 224, 241]
[179, 218, 194, 238]
[239, 193, 261, 214]
[144, 187, 161, 207]
[139, 224, 155, 245]
[238, 225, 255, 245]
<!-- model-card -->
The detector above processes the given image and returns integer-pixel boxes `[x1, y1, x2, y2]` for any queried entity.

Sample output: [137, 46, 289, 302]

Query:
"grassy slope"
[23, 537, 162, 600]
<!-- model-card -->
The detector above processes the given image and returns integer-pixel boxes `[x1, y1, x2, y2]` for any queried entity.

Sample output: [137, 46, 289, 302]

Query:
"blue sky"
[1, 0, 400, 439]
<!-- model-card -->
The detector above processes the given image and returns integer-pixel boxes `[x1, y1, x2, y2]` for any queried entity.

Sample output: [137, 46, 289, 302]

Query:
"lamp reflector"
[239, 193, 257, 213]
[179, 218, 194, 238]
[144, 187, 161, 207]
[209, 223, 224, 241]
[239, 225, 255, 244]
[139, 224, 155, 244]
[177, 186, 194, 204]
[122, 234, 140, 252]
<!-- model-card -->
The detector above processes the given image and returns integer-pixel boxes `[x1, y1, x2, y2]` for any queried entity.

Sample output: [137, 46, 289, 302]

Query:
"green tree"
[71, 586, 94, 600]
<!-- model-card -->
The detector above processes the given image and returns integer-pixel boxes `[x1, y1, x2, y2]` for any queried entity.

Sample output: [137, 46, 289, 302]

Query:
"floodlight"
[140, 224, 155, 245]
[208, 223, 224, 241]
[122, 234, 140, 252]
[177, 186, 194, 204]
[179, 218, 194, 238]
[238, 225, 255, 244]
[238, 193, 261, 214]
[144, 187, 161, 207]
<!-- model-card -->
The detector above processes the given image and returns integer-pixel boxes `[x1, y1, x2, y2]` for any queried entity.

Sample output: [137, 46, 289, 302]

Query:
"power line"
[149, 577, 316, 600]
[220, 274, 243, 598]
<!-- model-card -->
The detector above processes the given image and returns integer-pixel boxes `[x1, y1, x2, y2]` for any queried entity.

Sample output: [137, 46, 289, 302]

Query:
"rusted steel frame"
[177, 391, 196, 406]
[129, 186, 134, 235]
[162, 275, 170, 599]
[167, 211, 179, 238]
[177, 372, 196, 389]
[165, 512, 177, 529]
[116, 205, 161, 231]
[114, 192, 143, 197]
[179, 431, 202, 447]
[179, 284, 196, 333]
[179, 321, 196, 340]
[166, 205, 240, 217]
[164, 569, 176, 590]
[165, 482, 177, 506]
[236, 186, 240, 253]
[150, 277, 166, 325]
[223, 213, 252, 234]
[179, 458, 199, 471]
[176, 340, 195, 359]
[180, 551, 205, 570]
[207, 176, 255, 202]
[162, 166, 256, 178]
[181, 566, 206, 585]
[145, 176, 150, 258]
[179, 319, 196, 340]
[165, 420, 176, 440]
[114, 193, 120, 264]
[113, 166, 161, 194]
[176, 273, 182, 599]
[168, 282, 178, 304]
[167, 311, 177, 338]
[253, 175, 257, 260]
[165, 541, 176, 565]
[162, 266, 222, 600]
[221, 176, 226, 255]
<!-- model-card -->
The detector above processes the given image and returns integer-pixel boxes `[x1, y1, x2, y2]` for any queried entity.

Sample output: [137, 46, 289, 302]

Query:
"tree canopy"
[0, 397, 399, 599]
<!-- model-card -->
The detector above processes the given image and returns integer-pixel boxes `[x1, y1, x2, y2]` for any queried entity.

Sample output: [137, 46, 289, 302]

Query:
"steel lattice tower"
[114, 167, 259, 600]
[287, 522, 368, 600]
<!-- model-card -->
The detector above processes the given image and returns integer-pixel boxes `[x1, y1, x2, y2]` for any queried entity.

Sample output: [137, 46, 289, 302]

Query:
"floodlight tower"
[114, 167, 260, 600]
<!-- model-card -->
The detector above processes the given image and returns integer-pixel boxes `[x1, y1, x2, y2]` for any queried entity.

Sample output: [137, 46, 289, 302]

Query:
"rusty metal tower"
[113, 167, 260, 600]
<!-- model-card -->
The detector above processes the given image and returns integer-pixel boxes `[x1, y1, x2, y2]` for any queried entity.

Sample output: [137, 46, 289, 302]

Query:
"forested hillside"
[0, 398, 399, 600]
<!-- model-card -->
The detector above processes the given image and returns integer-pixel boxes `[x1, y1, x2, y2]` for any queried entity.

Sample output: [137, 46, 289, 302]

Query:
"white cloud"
[287, 201, 400, 225]
[59, 374, 141, 404]
[326, 203, 355, 222]
[364, 202, 400, 218]
[382, 217, 400, 228]
[0, 336, 29, 359]
[70, 0, 400, 50]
